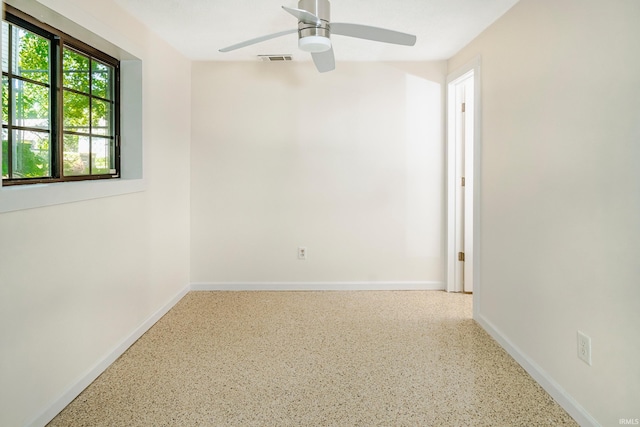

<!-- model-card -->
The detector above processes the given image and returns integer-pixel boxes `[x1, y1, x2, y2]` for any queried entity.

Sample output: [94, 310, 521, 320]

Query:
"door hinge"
[461, 177, 465, 187]
[461, 102, 466, 113]
[458, 252, 465, 262]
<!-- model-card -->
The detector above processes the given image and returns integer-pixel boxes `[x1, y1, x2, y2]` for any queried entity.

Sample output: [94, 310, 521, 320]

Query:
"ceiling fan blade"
[311, 47, 335, 73]
[282, 6, 321, 25]
[219, 29, 297, 52]
[331, 23, 416, 46]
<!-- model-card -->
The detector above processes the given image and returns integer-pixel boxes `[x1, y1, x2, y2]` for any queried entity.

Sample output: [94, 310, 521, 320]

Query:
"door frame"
[446, 57, 482, 316]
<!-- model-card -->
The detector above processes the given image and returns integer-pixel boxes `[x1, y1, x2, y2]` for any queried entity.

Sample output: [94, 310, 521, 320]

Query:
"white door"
[447, 70, 475, 293]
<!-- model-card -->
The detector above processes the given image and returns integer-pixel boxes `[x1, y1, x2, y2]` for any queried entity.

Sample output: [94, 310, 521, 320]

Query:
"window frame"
[2, 5, 120, 186]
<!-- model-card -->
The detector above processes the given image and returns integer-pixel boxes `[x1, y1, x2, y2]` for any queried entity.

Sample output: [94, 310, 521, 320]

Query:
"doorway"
[447, 59, 480, 295]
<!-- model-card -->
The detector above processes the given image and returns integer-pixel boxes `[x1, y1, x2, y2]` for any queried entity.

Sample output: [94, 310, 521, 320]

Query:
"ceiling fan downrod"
[297, 0, 331, 52]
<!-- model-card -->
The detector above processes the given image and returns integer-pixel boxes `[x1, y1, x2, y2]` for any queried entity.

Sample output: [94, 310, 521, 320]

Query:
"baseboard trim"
[475, 313, 600, 427]
[191, 281, 444, 291]
[28, 285, 190, 427]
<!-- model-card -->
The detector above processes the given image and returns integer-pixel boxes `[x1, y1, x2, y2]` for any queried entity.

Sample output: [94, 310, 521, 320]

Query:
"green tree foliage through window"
[2, 8, 119, 184]
[2, 22, 51, 178]
[62, 47, 115, 176]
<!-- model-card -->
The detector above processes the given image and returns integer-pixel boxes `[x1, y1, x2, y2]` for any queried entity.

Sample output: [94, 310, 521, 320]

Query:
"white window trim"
[0, 178, 145, 212]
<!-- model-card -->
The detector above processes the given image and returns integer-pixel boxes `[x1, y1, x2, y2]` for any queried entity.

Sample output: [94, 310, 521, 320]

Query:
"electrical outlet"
[298, 247, 307, 260]
[577, 331, 592, 366]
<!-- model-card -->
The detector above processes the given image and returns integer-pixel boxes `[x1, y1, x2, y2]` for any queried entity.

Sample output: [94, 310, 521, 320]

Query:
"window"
[2, 6, 119, 186]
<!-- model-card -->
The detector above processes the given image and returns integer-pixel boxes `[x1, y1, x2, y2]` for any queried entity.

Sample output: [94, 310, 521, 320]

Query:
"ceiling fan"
[219, 0, 417, 73]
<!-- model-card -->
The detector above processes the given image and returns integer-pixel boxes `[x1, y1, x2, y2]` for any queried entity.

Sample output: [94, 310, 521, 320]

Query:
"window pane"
[91, 61, 113, 100]
[91, 136, 114, 175]
[2, 75, 7, 125]
[13, 79, 49, 128]
[2, 22, 8, 73]
[63, 90, 90, 133]
[91, 98, 112, 136]
[63, 48, 90, 93]
[2, 128, 8, 178]
[12, 26, 50, 84]
[63, 133, 90, 176]
[12, 129, 50, 178]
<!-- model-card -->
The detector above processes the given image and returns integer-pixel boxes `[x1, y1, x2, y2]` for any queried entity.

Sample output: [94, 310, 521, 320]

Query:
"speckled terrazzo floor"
[48, 291, 577, 426]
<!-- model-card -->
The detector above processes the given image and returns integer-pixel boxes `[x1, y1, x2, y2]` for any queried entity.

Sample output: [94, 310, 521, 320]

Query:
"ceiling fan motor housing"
[298, 0, 331, 52]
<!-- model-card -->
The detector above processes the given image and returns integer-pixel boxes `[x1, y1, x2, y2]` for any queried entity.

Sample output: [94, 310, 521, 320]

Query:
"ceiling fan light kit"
[219, 0, 416, 73]
[298, 36, 331, 53]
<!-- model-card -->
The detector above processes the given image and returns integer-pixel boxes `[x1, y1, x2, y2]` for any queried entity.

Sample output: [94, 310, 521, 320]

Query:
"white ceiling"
[113, 0, 519, 62]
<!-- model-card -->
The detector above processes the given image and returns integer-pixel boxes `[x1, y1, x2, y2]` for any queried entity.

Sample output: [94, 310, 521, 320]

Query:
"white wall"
[449, 0, 640, 424]
[0, 1, 191, 426]
[190, 61, 446, 287]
